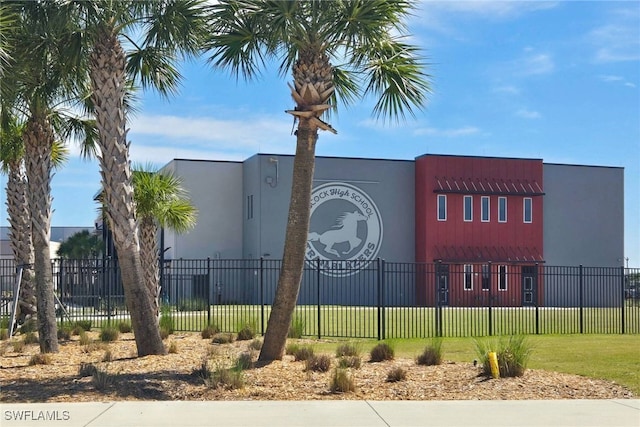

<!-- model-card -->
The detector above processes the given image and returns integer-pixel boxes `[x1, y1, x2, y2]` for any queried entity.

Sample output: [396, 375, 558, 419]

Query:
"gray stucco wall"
[543, 163, 624, 267]
[162, 159, 244, 260]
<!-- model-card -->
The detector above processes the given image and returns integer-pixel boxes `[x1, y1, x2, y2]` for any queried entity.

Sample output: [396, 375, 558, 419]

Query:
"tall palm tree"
[206, 0, 431, 361]
[1, 1, 89, 352]
[65, 0, 209, 356]
[133, 165, 197, 318]
[0, 111, 72, 329]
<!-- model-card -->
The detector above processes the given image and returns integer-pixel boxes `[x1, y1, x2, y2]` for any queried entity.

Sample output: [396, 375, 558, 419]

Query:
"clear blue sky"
[1, 1, 638, 265]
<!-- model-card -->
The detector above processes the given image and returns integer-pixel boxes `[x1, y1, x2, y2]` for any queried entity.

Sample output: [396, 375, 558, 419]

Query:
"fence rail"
[1, 258, 638, 338]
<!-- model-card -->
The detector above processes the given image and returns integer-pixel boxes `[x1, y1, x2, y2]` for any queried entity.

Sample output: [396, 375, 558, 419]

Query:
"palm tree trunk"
[5, 162, 37, 325]
[139, 217, 160, 318]
[23, 115, 58, 353]
[89, 26, 165, 356]
[259, 120, 317, 361]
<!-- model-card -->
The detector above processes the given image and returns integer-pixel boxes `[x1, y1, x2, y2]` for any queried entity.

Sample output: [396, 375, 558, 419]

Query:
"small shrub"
[237, 324, 256, 341]
[235, 352, 254, 370]
[293, 346, 315, 362]
[205, 365, 244, 390]
[192, 358, 212, 380]
[0, 316, 9, 328]
[475, 335, 532, 378]
[369, 343, 394, 362]
[78, 362, 98, 377]
[160, 326, 172, 340]
[416, 338, 443, 366]
[330, 368, 355, 393]
[338, 356, 362, 369]
[305, 354, 332, 372]
[285, 343, 300, 356]
[23, 332, 39, 345]
[19, 319, 37, 334]
[249, 338, 263, 351]
[168, 341, 178, 354]
[159, 306, 175, 334]
[99, 326, 119, 342]
[29, 353, 52, 366]
[82, 342, 109, 353]
[57, 326, 72, 341]
[12, 340, 25, 353]
[79, 330, 91, 346]
[211, 333, 235, 344]
[201, 324, 220, 339]
[117, 321, 132, 333]
[288, 315, 306, 339]
[386, 367, 407, 382]
[92, 366, 115, 391]
[0, 328, 9, 341]
[102, 349, 114, 362]
[73, 320, 92, 333]
[336, 343, 360, 358]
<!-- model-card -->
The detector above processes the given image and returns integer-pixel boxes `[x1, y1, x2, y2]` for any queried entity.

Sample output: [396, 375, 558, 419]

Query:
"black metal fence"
[1, 258, 638, 338]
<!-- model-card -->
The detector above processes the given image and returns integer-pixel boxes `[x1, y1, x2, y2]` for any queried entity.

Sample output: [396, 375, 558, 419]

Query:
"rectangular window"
[481, 196, 490, 222]
[247, 195, 253, 220]
[481, 264, 490, 291]
[498, 265, 507, 291]
[523, 198, 532, 223]
[498, 197, 507, 223]
[463, 264, 473, 290]
[463, 195, 473, 222]
[437, 194, 447, 221]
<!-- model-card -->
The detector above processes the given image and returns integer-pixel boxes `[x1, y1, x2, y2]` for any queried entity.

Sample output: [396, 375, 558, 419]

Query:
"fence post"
[207, 257, 212, 327]
[488, 261, 493, 336]
[377, 258, 382, 340]
[579, 265, 584, 334]
[436, 261, 443, 338]
[316, 258, 321, 339]
[621, 266, 625, 334]
[535, 264, 540, 335]
[260, 257, 265, 336]
[381, 259, 386, 340]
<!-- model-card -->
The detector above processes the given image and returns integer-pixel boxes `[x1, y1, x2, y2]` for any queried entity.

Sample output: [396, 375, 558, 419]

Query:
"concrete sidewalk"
[1, 399, 639, 427]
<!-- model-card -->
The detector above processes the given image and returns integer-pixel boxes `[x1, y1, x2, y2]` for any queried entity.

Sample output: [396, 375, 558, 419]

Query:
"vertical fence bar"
[376, 258, 381, 340]
[316, 258, 321, 339]
[579, 265, 584, 334]
[535, 264, 540, 335]
[260, 257, 265, 336]
[380, 259, 386, 340]
[207, 258, 212, 327]
[488, 261, 493, 336]
[621, 266, 625, 334]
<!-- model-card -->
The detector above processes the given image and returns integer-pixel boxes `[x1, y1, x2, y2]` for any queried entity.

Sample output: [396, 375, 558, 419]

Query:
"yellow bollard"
[488, 351, 500, 379]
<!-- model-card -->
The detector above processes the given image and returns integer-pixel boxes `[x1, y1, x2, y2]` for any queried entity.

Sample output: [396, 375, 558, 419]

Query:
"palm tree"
[206, 0, 431, 361]
[133, 165, 197, 318]
[1, 1, 89, 352]
[65, 0, 209, 356]
[0, 111, 72, 330]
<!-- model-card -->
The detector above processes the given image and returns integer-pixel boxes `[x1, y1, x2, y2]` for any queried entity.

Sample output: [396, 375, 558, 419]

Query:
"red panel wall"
[415, 155, 544, 306]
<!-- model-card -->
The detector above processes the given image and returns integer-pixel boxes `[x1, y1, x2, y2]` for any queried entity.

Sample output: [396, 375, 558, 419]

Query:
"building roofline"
[252, 153, 414, 163]
[415, 153, 544, 162]
[170, 158, 243, 164]
[543, 162, 624, 170]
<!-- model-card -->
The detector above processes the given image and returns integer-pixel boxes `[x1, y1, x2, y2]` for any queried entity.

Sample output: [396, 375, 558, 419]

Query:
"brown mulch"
[0, 332, 633, 403]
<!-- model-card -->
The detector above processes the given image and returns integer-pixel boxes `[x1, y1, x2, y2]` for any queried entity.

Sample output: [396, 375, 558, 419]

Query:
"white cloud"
[414, 126, 481, 137]
[493, 85, 521, 95]
[589, 6, 640, 63]
[519, 52, 555, 75]
[515, 109, 541, 119]
[419, 1, 558, 20]
[599, 74, 637, 89]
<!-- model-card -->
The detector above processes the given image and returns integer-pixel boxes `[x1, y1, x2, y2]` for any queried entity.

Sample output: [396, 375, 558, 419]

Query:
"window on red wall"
[463, 195, 473, 222]
[498, 265, 507, 291]
[523, 198, 532, 223]
[463, 264, 473, 290]
[498, 197, 507, 223]
[481, 264, 490, 291]
[437, 194, 447, 221]
[481, 196, 490, 222]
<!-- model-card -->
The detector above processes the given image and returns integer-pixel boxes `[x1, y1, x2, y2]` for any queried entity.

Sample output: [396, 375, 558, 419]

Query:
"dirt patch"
[0, 332, 633, 402]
